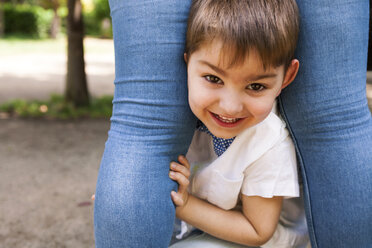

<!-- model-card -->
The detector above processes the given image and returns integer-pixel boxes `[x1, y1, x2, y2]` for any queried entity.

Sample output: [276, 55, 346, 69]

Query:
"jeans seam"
[277, 95, 318, 248]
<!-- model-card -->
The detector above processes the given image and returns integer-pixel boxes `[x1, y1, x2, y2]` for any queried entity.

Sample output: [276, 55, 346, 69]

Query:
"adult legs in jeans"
[279, 0, 372, 247]
[93, 1, 195, 247]
[94, 0, 372, 247]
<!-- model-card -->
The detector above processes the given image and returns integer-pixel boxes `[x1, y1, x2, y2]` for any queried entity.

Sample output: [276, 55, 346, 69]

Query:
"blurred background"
[0, 0, 113, 247]
[0, 1, 371, 248]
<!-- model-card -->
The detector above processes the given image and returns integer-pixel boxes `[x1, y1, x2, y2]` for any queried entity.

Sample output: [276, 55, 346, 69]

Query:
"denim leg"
[94, 1, 195, 247]
[279, 1, 372, 247]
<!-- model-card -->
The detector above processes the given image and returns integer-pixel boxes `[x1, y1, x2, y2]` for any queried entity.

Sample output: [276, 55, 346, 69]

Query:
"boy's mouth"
[210, 112, 244, 127]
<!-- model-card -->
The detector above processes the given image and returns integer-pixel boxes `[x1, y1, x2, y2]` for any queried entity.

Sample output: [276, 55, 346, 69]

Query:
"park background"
[1, 1, 113, 247]
[0, 1, 371, 247]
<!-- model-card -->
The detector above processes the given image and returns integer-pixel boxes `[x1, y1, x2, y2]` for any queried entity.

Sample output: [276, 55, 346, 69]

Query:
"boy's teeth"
[215, 114, 240, 123]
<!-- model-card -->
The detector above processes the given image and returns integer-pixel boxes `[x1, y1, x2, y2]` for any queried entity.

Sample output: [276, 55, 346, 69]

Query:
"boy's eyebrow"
[198, 60, 278, 82]
[198, 60, 227, 77]
[247, 73, 278, 82]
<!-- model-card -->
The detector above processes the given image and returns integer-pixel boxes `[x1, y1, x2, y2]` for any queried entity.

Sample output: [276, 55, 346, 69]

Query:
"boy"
[169, 0, 309, 247]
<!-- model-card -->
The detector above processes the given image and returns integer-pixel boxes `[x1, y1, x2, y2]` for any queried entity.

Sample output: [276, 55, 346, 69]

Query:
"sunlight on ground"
[0, 37, 115, 103]
[0, 36, 114, 55]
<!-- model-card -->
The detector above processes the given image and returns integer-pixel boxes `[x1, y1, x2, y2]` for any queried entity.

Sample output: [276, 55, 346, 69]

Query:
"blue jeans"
[94, 0, 372, 247]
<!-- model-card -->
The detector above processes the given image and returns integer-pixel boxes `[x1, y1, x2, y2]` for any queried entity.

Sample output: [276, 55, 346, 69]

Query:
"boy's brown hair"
[185, 0, 300, 70]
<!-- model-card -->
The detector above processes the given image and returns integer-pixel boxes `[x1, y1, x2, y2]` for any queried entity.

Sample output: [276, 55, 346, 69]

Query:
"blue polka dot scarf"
[197, 121, 235, 157]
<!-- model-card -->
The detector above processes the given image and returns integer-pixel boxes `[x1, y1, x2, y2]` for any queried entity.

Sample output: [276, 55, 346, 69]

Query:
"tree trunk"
[65, 0, 89, 107]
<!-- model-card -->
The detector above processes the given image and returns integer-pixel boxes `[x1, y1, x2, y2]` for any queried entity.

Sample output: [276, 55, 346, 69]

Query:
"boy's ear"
[184, 53, 188, 63]
[281, 59, 299, 90]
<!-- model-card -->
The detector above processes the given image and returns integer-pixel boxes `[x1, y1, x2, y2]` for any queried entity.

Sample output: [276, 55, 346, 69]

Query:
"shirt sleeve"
[241, 135, 299, 198]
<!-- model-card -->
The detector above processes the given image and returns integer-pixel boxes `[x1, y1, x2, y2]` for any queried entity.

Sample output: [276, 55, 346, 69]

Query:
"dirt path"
[0, 118, 110, 248]
[0, 38, 113, 248]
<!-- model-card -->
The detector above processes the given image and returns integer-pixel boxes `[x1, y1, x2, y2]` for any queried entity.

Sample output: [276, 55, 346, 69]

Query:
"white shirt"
[180, 104, 309, 247]
[187, 105, 299, 209]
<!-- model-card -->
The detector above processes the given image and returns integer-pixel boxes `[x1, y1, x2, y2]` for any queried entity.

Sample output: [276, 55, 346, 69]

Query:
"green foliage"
[0, 95, 113, 119]
[83, 0, 112, 38]
[83, 11, 100, 36]
[57, 6, 68, 34]
[1, 0, 111, 38]
[3, 3, 54, 38]
[92, 0, 110, 21]
[35, 5, 54, 37]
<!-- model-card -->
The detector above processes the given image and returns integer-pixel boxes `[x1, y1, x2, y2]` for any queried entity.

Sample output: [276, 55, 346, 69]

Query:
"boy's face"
[186, 41, 299, 139]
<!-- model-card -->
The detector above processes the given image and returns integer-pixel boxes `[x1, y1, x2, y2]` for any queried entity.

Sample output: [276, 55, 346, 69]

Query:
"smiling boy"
[186, 41, 298, 139]
[168, 0, 309, 247]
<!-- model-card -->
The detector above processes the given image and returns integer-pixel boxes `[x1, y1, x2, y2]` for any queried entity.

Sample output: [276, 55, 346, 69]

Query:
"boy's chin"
[204, 121, 241, 139]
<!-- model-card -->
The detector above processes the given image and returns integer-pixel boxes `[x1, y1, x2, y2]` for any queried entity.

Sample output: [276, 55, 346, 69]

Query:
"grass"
[0, 94, 113, 119]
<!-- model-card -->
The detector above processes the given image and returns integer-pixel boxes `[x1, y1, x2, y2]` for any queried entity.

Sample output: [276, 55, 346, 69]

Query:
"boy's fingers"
[169, 171, 190, 188]
[178, 155, 190, 169]
[171, 191, 184, 206]
[91, 194, 95, 200]
[170, 162, 190, 178]
[177, 183, 188, 196]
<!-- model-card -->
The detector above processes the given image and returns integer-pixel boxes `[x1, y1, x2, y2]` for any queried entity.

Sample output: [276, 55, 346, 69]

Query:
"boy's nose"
[219, 94, 244, 116]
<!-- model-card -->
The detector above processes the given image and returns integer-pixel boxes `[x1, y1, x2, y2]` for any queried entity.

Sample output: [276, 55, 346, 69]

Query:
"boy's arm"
[176, 194, 282, 247]
[170, 156, 283, 247]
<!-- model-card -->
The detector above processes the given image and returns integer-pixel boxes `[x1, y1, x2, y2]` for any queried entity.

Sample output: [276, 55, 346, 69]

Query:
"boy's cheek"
[188, 84, 203, 102]
[188, 101, 200, 118]
[188, 94, 208, 117]
[258, 103, 276, 120]
[189, 90, 210, 108]
[247, 98, 275, 117]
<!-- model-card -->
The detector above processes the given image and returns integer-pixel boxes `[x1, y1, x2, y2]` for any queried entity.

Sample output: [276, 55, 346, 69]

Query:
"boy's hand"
[169, 155, 191, 208]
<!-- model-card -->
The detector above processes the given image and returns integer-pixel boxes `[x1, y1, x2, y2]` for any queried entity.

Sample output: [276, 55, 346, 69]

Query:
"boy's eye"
[247, 83, 265, 91]
[204, 75, 223, 84]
